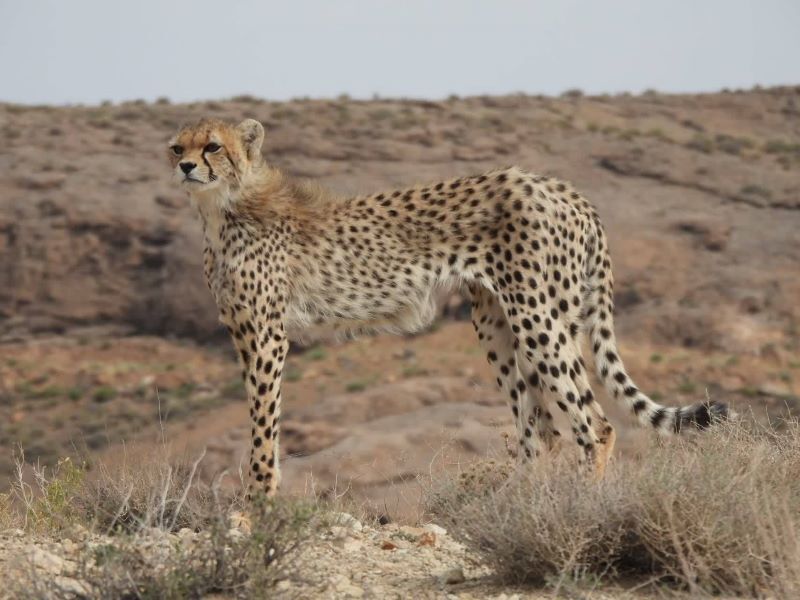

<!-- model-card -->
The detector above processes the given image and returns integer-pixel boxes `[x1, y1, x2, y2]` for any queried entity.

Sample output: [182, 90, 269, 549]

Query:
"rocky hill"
[1, 88, 799, 516]
[2, 89, 799, 344]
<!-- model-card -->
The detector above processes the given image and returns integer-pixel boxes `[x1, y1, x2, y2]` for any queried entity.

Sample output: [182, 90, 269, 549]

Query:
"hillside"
[1, 87, 799, 516]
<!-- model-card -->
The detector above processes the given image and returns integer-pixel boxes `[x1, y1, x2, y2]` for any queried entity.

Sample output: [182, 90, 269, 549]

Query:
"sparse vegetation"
[3, 449, 316, 599]
[2, 87, 799, 598]
[92, 386, 117, 403]
[401, 364, 430, 378]
[429, 421, 800, 597]
[645, 127, 673, 143]
[713, 134, 752, 155]
[304, 345, 328, 361]
[764, 138, 800, 155]
[686, 133, 715, 153]
[345, 380, 368, 393]
[676, 379, 697, 395]
[740, 183, 773, 199]
[560, 88, 584, 99]
[284, 364, 304, 382]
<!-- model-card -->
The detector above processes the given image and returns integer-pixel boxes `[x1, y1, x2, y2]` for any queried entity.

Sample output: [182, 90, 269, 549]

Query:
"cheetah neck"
[190, 184, 238, 252]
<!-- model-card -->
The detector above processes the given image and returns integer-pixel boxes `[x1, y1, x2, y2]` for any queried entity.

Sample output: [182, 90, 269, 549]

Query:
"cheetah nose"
[179, 161, 196, 174]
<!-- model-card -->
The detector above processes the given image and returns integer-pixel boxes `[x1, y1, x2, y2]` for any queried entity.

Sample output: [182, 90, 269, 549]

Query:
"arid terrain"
[1, 87, 799, 571]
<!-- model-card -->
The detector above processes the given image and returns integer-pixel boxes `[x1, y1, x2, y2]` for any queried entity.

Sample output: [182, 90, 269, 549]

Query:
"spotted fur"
[168, 118, 727, 497]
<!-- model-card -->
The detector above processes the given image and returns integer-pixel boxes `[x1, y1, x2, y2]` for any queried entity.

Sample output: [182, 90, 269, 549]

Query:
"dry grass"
[427, 420, 800, 597]
[3, 449, 316, 599]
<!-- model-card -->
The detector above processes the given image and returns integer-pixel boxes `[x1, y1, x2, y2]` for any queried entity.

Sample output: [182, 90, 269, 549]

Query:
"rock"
[53, 576, 89, 597]
[331, 574, 365, 598]
[335, 537, 364, 552]
[758, 382, 792, 397]
[27, 546, 66, 575]
[417, 532, 436, 547]
[330, 512, 363, 533]
[439, 566, 466, 585]
[381, 540, 397, 551]
[229, 510, 251, 535]
[398, 525, 425, 540]
[672, 219, 731, 252]
[423, 523, 447, 537]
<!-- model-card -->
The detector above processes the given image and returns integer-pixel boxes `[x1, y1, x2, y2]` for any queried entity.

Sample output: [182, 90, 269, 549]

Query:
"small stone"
[439, 566, 465, 585]
[229, 510, 252, 535]
[339, 537, 363, 552]
[276, 580, 292, 591]
[423, 523, 447, 537]
[392, 348, 416, 360]
[330, 512, 363, 532]
[759, 382, 792, 397]
[381, 540, 397, 550]
[417, 532, 436, 547]
[331, 528, 363, 551]
[399, 525, 425, 540]
[332, 574, 364, 598]
[54, 576, 89, 597]
[28, 546, 65, 574]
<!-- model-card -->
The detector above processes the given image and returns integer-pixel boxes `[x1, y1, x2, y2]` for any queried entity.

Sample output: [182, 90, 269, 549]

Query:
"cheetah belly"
[286, 272, 444, 335]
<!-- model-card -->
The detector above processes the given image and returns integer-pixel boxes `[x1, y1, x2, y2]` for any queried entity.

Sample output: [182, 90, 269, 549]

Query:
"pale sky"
[1, 0, 798, 105]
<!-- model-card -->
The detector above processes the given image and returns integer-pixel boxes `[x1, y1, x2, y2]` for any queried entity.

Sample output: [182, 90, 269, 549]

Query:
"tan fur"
[168, 117, 723, 498]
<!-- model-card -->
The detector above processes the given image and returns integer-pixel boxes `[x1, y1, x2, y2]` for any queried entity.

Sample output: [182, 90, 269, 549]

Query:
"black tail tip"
[677, 401, 729, 433]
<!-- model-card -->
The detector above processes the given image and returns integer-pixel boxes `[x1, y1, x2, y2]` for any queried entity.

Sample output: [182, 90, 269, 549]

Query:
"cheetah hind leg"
[468, 283, 547, 463]
[565, 349, 617, 480]
[590, 418, 616, 480]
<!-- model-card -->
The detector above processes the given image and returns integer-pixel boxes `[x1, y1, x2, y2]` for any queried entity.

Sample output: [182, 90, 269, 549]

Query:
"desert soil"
[0, 512, 658, 599]
[1, 87, 799, 523]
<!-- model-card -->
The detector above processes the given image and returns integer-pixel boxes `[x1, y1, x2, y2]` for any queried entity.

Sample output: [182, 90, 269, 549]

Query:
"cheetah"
[167, 117, 728, 497]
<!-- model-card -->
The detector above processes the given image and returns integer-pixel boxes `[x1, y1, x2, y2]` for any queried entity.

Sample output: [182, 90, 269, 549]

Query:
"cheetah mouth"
[182, 175, 207, 184]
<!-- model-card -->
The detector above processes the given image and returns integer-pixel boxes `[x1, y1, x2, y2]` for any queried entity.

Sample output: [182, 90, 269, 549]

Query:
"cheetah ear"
[236, 119, 264, 162]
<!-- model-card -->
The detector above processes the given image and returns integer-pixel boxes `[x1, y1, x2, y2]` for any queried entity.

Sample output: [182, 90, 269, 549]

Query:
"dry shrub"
[428, 420, 800, 597]
[13, 497, 313, 599]
[73, 449, 219, 533]
[634, 422, 800, 597]
[5, 449, 316, 599]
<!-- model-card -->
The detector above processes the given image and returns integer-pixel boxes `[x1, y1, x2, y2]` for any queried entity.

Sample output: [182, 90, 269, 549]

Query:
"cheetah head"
[167, 118, 264, 195]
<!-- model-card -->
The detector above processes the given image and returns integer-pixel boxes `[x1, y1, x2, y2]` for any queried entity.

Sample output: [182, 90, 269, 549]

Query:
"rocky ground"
[0, 512, 651, 599]
[0, 87, 799, 595]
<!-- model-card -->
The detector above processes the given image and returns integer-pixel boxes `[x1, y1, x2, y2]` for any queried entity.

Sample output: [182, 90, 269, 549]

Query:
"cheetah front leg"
[224, 302, 289, 499]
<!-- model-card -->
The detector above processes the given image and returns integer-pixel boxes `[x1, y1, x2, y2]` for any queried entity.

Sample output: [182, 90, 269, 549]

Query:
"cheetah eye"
[170, 145, 183, 156]
[204, 142, 221, 153]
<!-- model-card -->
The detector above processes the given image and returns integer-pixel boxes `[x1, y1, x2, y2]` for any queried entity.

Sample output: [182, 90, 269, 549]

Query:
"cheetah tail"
[583, 233, 728, 434]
